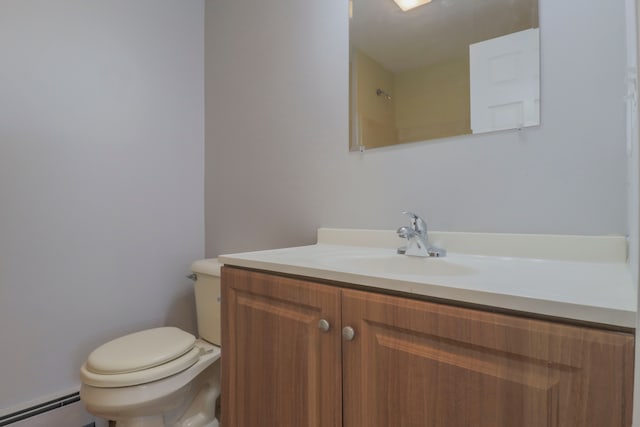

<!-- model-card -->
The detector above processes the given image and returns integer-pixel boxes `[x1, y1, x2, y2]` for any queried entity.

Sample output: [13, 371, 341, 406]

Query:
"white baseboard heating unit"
[0, 392, 95, 427]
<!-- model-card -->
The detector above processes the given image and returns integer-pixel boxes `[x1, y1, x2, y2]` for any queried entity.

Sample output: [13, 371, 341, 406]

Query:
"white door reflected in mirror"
[470, 28, 540, 134]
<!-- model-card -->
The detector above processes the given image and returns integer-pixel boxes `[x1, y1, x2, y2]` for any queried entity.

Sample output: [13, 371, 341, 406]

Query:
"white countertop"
[218, 228, 637, 328]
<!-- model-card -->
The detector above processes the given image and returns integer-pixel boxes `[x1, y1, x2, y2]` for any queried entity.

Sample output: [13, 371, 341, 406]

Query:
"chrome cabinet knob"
[318, 319, 331, 332]
[342, 326, 356, 341]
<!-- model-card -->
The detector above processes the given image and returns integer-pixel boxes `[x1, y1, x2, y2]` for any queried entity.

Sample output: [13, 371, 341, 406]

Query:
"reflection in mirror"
[349, 0, 540, 151]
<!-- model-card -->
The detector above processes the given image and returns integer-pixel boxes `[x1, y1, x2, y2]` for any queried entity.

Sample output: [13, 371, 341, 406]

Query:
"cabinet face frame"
[222, 267, 634, 427]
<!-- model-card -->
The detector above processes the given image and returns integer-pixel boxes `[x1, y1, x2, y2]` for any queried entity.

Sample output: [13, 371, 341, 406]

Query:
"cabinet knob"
[342, 326, 356, 341]
[318, 319, 331, 332]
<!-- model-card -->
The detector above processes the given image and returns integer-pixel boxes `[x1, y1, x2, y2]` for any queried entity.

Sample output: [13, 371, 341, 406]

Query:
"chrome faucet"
[397, 211, 446, 257]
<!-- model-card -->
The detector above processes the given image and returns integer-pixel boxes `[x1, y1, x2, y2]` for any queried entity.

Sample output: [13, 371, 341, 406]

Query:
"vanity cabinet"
[221, 266, 634, 427]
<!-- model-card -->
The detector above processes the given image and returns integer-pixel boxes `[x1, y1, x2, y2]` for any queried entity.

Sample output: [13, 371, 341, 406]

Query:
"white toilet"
[80, 259, 222, 427]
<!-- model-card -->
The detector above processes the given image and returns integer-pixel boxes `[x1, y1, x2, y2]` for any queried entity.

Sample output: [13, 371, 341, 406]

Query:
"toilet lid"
[80, 345, 202, 387]
[86, 327, 196, 375]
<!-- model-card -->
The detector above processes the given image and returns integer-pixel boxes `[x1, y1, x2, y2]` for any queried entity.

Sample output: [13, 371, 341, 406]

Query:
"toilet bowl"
[80, 259, 222, 427]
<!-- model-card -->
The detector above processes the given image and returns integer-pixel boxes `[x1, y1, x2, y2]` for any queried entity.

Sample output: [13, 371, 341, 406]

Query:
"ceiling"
[350, 0, 539, 72]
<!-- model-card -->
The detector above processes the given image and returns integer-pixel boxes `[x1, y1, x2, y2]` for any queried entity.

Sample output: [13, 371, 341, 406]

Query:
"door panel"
[342, 289, 633, 427]
[222, 267, 342, 427]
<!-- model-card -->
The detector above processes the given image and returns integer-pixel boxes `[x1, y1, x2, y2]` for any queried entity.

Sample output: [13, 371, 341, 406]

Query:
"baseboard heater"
[0, 392, 93, 427]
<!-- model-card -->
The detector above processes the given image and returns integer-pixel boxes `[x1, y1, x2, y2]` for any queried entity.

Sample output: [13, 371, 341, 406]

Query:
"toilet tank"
[191, 258, 222, 346]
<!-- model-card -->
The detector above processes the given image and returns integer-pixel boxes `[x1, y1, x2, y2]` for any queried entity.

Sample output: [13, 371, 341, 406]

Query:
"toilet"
[80, 259, 222, 427]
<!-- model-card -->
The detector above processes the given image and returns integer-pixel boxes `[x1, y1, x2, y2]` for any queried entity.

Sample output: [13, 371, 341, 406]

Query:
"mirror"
[349, 0, 540, 150]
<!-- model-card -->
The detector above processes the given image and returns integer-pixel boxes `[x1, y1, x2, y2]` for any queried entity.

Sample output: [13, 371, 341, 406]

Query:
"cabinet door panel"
[221, 267, 342, 427]
[342, 289, 633, 427]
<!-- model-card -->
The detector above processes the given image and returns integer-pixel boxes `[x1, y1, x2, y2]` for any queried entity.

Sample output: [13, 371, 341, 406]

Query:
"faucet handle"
[402, 211, 427, 236]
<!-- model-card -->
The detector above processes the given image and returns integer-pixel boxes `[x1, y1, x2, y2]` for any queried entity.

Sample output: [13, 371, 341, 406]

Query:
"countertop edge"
[217, 253, 636, 329]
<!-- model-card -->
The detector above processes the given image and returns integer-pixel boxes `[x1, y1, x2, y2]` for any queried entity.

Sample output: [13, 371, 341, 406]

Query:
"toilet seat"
[80, 327, 201, 388]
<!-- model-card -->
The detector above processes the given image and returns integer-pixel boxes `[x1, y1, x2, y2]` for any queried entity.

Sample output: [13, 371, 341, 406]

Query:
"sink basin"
[317, 253, 476, 277]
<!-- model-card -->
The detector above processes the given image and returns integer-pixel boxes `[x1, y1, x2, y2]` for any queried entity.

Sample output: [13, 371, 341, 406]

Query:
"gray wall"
[0, 0, 205, 414]
[205, 0, 629, 257]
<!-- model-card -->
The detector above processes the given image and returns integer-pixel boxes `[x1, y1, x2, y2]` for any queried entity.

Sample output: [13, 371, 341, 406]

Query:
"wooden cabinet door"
[221, 267, 342, 427]
[342, 289, 634, 427]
